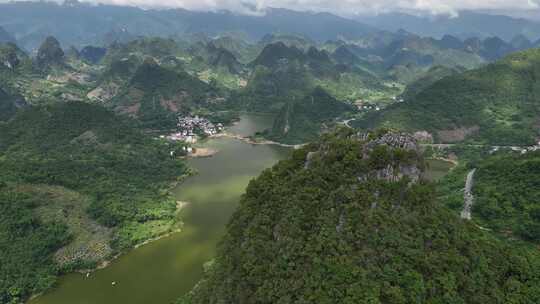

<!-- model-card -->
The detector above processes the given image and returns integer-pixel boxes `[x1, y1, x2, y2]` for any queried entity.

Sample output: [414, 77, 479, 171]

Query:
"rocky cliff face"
[0, 43, 25, 70]
[2, 49, 19, 70]
[360, 132, 423, 183]
[306, 130, 423, 183]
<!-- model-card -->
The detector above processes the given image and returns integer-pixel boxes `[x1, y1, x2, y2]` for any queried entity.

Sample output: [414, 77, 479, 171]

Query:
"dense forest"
[437, 148, 540, 244]
[0, 102, 187, 303]
[473, 152, 540, 242]
[268, 87, 354, 144]
[181, 129, 540, 304]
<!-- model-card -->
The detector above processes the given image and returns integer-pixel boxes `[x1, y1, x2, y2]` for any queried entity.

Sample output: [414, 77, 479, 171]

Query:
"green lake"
[30, 114, 290, 304]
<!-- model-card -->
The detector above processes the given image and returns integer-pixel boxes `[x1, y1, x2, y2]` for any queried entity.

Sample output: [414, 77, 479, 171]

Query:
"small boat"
[111, 281, 117, 286]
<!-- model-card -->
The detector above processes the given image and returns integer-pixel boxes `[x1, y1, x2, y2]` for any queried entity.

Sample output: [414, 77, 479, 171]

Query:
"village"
[353, 96, 404, 112]
[164, 115, 224, 144]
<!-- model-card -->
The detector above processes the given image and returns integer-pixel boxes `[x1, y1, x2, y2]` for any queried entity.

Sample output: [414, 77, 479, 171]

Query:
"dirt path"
[460, 169, 477, 220]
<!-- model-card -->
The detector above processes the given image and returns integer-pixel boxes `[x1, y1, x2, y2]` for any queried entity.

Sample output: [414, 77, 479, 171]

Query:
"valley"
[2, 3, 540, 304]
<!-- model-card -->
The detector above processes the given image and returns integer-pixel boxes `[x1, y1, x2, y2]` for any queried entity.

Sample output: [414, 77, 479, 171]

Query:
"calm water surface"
[31, 114, 289, 304]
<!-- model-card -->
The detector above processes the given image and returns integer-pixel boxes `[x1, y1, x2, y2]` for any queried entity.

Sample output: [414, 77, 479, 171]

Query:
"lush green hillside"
[110, 58, 218, 129]
[181, 130, 540, 304]
[0, 38, 101, 105]
[473, 151, 540, 242]
[0, 187, 70, 304]
[268, 88, 354, 144]
[0, 87, 26, 121]
[438, 148, 540, 243]
[401, 65, 464, 100]
[0, 102, 187, 303]
[356, 48, 540, 145]
[234, 42, 398, 113]
[36, 36, 65, 71]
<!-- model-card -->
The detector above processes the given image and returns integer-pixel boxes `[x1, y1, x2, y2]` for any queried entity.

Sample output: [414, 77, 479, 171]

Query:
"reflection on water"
[31, 114, 290, 304]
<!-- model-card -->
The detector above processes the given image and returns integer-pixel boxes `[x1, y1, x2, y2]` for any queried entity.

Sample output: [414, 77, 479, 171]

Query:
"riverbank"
[77, 200, 190, 275]
[211, 132, 305, 149]
[189, 148, 219, 158]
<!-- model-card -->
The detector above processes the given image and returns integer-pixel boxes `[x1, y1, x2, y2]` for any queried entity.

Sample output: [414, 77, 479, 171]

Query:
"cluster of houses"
[354, 96, 403, 112]
[165, 115, 223, 143]
[392, 96, 405, 103]
[490, 140, 540, 155]
[354, 100, 380, 112]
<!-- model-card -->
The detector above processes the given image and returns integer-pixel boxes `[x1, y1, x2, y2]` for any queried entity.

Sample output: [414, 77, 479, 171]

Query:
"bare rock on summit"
[305, 130, 423, 183]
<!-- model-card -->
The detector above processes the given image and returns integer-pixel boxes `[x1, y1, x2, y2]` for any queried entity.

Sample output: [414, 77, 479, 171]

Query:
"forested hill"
[268, 87, 354, 144]
[109, 58, 216, 129]
[181, 129, 540, 304]
[472, 151, 540, 243]
[0, 87, 26, 121]
[0, 102, 186, 303]
[356, 48, 540, 145]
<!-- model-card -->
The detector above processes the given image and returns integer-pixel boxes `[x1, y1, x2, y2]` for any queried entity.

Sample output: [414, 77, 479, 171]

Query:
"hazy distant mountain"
[0, 26, 16, 44]
[0, 1, 376, 51]
[362, 11, 540, 41]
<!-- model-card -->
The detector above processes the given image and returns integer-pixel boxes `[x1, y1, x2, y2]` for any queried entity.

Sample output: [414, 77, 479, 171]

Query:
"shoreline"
[211, 132, 305, 149]
[188, 147, 219, 158]
[84, 200, 190, 273]
[28, 201, 190, 302]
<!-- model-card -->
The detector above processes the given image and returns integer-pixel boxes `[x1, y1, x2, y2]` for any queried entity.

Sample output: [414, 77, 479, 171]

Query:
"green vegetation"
[182, 130, 540, 304]
[401, 65, 463, 100]
[438, 147, 540, 244]
[268, 87, 354, 144]
[0, 102, 187, 303]
[110, 58, 218, 129]
[0, 87, 25, 121]
[473, 151, 540, 242]
[36, 36, 65, 71]
[0, 187, 70, 304]
[356, 49, 540, 145]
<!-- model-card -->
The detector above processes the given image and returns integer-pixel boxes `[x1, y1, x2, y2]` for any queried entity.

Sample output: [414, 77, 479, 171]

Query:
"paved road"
[460, 169, 477, 220]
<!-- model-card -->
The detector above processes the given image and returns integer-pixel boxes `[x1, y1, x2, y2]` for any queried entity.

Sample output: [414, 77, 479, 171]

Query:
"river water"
[31, 114, 290, 304]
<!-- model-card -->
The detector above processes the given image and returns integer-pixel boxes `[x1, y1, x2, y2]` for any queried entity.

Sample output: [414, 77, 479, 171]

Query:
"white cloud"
[8, 0, 540, 16]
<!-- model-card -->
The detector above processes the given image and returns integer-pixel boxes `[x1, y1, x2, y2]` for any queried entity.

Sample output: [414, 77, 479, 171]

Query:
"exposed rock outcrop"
[305, 130, 423, 183]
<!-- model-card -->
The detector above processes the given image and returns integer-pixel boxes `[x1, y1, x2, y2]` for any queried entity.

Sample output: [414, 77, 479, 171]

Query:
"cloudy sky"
[5, 0, 540, 17]
[75, 0, 540, 16]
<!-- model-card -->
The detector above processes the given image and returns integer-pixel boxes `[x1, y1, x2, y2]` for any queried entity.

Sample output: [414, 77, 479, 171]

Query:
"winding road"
[460, 169, 477, 220]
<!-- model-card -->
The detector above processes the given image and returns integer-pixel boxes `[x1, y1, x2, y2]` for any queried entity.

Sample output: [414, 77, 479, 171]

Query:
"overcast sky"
[4, 0, 540, 17]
